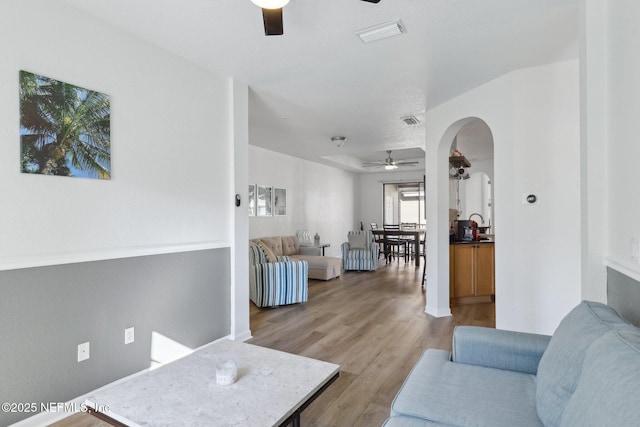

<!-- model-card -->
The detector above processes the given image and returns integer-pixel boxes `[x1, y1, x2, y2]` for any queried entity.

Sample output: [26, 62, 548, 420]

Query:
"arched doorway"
[448, 119, 494, 307]
[424, 117, 495, 317]
[449, 119, 494, 231]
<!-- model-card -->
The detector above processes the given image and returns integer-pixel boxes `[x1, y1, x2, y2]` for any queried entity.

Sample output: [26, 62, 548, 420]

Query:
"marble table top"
[87, 339, 340, 427]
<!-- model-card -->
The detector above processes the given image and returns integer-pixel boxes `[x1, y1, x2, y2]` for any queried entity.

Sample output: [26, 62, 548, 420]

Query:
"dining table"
[371, 228, 425, 267]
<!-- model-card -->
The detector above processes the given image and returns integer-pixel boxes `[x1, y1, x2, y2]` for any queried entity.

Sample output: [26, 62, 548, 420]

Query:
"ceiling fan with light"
[251, 0, 381, 36]
[362, 150, 419, 170]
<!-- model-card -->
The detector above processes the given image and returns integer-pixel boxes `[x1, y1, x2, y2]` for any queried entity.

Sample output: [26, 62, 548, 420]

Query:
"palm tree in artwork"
[20, 70, 111, 179]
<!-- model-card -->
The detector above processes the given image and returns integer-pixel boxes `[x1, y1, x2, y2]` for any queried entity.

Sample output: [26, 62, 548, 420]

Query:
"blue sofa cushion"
[559, 328, 640, 426]
[391, 349, 542, 427]
[452, 326, 551, 375]
[536, 301, 631, 426]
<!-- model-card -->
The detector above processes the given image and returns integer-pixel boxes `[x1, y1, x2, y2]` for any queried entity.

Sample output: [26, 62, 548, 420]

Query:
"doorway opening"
[383, 181, 425, 227]
[449, 119, 494, 230]
[454, 172, 492, 230]
[448, 118, 495, 308]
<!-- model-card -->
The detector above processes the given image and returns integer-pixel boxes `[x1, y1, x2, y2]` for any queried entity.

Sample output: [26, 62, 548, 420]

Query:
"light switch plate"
[631, 238, 640, 265]
[521, 193, 540, 205]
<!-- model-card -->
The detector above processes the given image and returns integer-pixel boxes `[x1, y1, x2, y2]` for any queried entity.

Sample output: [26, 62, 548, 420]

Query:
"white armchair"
[341, 230, 379, 271]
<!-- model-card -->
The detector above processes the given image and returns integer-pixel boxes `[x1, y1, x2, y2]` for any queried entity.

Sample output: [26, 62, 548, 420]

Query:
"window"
[382, 181, 425, 226]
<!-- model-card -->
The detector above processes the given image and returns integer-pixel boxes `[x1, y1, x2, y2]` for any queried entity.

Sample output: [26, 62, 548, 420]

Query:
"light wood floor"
[50, 259, 494, 427]
[249, 260, 494, 427]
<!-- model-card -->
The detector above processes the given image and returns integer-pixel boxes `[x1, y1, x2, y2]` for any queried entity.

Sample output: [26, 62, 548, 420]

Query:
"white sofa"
[252, 236, 342, 281]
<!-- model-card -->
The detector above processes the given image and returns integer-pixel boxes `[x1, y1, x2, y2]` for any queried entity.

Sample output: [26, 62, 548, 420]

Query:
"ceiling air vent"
[401, 116, 420, 126]
[356, 20, 406, 43]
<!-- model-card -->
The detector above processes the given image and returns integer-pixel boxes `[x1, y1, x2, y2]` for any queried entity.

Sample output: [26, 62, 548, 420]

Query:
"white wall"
[463, 172, 491, 227]
[579, 0, 608, 303]
[603, 1, 640, 283]
[0, 0, 233, 269]
[506, 62, 582, 332]
[232, 81, 251, 341]
[425, 60, 581, 334]
[248, 146, 359, 257]
[0, 1, 240, 422]
[457, 158, 495, 232]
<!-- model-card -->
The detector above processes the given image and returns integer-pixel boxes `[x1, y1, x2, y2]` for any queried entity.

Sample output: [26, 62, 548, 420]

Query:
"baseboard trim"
[450, 295, 494, 305]
[425, 304, 452, 318]
[231, 329, 253, 342]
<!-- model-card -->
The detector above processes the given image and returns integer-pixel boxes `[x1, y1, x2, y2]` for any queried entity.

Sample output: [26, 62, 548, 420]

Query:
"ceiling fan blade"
[361, 0, 381, 3]
[262, 8, 283, 36]
[363, 150, 420, 168]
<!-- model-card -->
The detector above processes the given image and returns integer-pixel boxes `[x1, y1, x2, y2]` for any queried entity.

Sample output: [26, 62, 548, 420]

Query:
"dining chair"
[370, 223, 384, 259]
[383, 224, 408, 263]
[400, 223, 418, 260]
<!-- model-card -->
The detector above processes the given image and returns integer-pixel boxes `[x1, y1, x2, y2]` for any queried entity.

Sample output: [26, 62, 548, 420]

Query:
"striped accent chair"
[341, 230, 379, 271]
[249, 241, 309, 308]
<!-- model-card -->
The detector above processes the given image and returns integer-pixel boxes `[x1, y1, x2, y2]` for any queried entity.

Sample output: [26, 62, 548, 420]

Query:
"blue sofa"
[384, 301, 640, 426]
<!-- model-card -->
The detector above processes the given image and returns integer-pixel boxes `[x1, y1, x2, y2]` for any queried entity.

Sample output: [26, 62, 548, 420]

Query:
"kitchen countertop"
[451, 236, 495, 245]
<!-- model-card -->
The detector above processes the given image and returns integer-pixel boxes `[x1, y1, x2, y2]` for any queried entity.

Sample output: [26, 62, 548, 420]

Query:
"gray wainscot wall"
[607, 267, 640, 328]
[0, 248, 230, 426]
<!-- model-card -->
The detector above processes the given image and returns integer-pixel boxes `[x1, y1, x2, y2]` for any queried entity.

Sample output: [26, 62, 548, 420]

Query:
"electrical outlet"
[77, 342, 90, 362]
[124, 327, 135, 345]
[631, 238, 640, 265]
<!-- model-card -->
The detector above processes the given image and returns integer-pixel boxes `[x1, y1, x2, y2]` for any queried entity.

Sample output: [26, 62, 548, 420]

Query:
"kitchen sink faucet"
[468, 213, 484, 224]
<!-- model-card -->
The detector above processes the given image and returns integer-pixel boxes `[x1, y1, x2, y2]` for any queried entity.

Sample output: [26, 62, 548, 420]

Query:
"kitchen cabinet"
[450, 242, 494, 304]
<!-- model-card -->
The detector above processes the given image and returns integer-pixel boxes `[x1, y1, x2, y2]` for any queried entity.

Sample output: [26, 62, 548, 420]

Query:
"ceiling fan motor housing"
[259, 0, 381, 36]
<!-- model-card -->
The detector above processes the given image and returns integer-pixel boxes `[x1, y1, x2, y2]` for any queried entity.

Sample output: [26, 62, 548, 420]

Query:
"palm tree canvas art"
[20, 70, 111, 179]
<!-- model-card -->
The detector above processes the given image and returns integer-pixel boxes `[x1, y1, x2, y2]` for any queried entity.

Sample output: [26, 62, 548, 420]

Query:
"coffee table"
[86, 339, 339, 427]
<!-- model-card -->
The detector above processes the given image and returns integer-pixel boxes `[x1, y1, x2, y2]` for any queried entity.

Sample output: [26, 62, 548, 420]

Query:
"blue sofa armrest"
[371, 243, 379, 259]
[341, 242, 350, 253]
[249, 260, 308, 307]
[452, 326, 551, 374]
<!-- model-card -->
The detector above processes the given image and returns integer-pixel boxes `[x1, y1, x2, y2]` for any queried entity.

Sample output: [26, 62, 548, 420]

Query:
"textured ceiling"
[61, 0, 580, 173]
